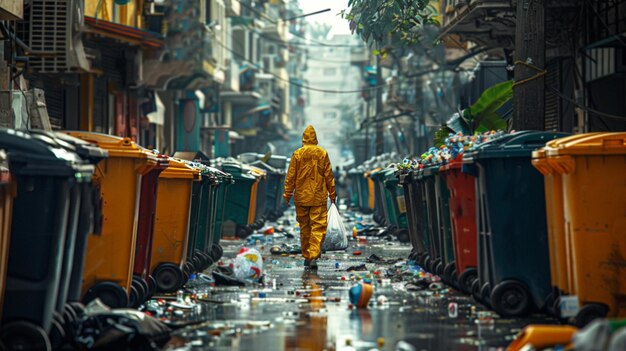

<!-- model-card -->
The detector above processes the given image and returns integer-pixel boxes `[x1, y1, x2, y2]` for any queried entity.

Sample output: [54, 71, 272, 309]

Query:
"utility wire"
[231, 0, 365, 48]
[548, 87, 626, 121]
[214, 38, 387, 93]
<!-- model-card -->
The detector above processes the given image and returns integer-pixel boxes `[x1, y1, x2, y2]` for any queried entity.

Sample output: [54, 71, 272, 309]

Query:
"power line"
[214, 38, 387, 94]
[231, 0, 365, 48]
[548, 87, 626, 121]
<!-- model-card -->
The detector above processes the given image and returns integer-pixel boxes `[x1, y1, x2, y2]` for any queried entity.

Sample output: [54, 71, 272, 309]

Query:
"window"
[323, 68, 337, 76]
[324, 112, 337, 119]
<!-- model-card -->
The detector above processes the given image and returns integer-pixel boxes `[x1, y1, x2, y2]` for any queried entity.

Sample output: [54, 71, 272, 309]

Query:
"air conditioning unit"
[17, 0, 89, 73]
[262, 54, 276, 72]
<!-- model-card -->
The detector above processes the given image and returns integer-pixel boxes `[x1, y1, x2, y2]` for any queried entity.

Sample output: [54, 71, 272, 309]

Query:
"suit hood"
[302, 125, 318, 145]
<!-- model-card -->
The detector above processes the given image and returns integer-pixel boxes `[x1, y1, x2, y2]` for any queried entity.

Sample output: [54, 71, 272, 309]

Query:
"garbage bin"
[210, 167, 232, 261]
[368, 168, 386, 226]
[250, 160, 285, 222]
[418, 167, 443, 275]
[65, 131, 157, 309]
[383, 167, 409, 243]
[150, 158, 200, 293]
[133, 152, 169, 304]
[0, 129, 94, 349]
[531, 133, 602, 318]
[185, 161, 215, 273]
[249, 166, 267, 227]
[441, 155, 479, 294]
[42, 131, 108, 322]
[545, 132, 626, 326]
[0, 150, 13, 321]
[397, 168, 427, 259]
[462, 131, 568, 317]
[422, 164, 455, 282]
[221, 162, 258, 238]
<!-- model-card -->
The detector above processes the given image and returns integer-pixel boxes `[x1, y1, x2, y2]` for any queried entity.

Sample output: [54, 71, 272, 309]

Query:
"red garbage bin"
[440, 155, 478, 294]
[132, 152, 169, 307]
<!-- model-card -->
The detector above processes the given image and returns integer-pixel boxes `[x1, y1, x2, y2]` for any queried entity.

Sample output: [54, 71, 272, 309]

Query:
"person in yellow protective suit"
[283, 125, 336, 269]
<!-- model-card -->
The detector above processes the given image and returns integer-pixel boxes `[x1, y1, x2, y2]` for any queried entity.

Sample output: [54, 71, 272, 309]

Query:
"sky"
[298, 0, 352, 36]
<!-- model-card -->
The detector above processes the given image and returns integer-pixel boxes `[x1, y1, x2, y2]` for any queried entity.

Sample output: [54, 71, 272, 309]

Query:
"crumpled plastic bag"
[322, 204, 348, 251]
[74, 299, 171, 350]
[234, 248, 264, 282]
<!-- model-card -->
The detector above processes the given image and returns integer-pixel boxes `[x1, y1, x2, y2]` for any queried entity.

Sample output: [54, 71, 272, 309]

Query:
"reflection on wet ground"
[164, 213, 554, 351]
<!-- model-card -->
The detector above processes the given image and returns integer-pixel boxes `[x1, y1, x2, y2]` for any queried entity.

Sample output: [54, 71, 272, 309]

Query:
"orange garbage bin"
[532, 133, 602, 318]
[65, 132, 157, 308]
[547, 132, 626, 327]
[150, 158, 200, 293]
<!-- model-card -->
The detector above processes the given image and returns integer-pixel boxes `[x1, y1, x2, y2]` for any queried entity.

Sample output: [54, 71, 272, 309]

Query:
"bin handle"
[602, 137, 626, 148]
[548, 155, 575, 175]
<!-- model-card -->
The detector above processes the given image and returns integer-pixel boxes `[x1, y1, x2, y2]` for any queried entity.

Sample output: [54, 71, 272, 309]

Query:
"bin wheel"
[544, 291, 557, 316]
[200, 251, 214, 271]
[443, 262, 456, 285]
[490, 280, 531, 317]
[458, 268, 478, 295]
[418, 253, 429, 269]
[153, 263, 185, 293]
[184, 261, 194, 277]
[236, 226, 249, 239]
[48, 317, 66, 350]
[68, 302, 86, 319]
[471, 279, 482, 303]
[424, 257, 433, 273]
[211, 243, 224, 262]
[480, 283, 492, 309]
[130, 279, 147, 308]
[147, 275, 157, 299]
[396, 229, 410, 243]
[574, 303, 608, 328]
[449, 269, 459, 291]
[62, 304, 77, 327]
[83, 281, 129, 308]
[192, 256, 203, 272]
[0, 321, 52, 351]
[435, 261, 444, 277]
[408, 250, 418, 261]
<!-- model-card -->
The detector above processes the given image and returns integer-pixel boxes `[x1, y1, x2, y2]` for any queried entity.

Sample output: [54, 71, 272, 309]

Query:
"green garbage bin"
[463, 131, 568, 317]
[0, 129, 94, 349]
[383, 167, 410, 243]
[250, 160, 285, 221]
[221, 162, 258, 238]
[209, 167, 232, 261]
[184, 161, 214, 273]
[418, 167, 443, 274]
[369, 168, 387, 226]
[397, 168, 428, 260]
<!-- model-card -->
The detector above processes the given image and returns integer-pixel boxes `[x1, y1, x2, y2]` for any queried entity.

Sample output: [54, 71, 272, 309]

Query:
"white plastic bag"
[322, 204, 348, 251]
[234, 248, 263, 282]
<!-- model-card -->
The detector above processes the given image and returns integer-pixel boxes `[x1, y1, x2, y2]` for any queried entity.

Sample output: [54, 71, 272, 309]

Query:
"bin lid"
[545, 132, 626, 157]
[421, 164, 442, 176]
[0, 128, 94, 178]
[465, 131, 569, 160]
[248, 166, 267, 178]
[32, 131, 109, 165]
[161, 158, 201, 180]
[221, 162, 256, 180]
[250, 160, 283, 174]
[64, 131, 158, 161]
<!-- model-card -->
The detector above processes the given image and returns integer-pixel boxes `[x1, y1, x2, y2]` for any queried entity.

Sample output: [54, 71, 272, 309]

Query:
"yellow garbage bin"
[150, 158, 200, 293]
[65, 132, 156, 308]
[532, 133, 602, 317]
[547, 132, 626, 327]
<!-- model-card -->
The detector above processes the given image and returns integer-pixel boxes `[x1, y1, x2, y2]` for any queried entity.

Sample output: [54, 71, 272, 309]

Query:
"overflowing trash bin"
[462, 131, 568, 317]
[382, 167, 410, 243]
[150, 158, 200, 293]
[539, 132, 626, 326]
[0, 129, 95, 349]
[440, 155, 478, 294]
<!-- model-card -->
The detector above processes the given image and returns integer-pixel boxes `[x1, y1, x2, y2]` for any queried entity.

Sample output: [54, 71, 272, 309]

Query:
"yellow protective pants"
[296, 205, 328, 260]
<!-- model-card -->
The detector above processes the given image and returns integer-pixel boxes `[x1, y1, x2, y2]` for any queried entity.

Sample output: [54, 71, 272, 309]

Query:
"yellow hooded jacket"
[283, 125, 336, 207]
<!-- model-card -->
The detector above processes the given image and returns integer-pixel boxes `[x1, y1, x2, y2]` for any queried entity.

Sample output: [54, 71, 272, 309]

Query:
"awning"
[85, 17, 164, 48]
[147, 93, 165, 125]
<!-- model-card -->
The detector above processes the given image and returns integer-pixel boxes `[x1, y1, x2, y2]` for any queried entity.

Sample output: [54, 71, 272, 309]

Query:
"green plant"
[436, 80, 513, 140]
[340, 0, 440, 48]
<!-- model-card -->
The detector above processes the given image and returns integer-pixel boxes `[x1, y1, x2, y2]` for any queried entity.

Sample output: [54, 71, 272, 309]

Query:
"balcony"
[224, 0, 241, 17]
[262, 21, 288, 42]
[438, 0, 515, 48]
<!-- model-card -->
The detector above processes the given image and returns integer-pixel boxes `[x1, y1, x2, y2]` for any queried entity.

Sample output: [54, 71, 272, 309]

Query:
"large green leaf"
[468, 80, 513, 126]
[474, 111, 508, 133]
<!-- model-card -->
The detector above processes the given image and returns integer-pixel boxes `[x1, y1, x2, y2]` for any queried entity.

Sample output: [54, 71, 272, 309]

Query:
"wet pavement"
[161, 209, 555, 351]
